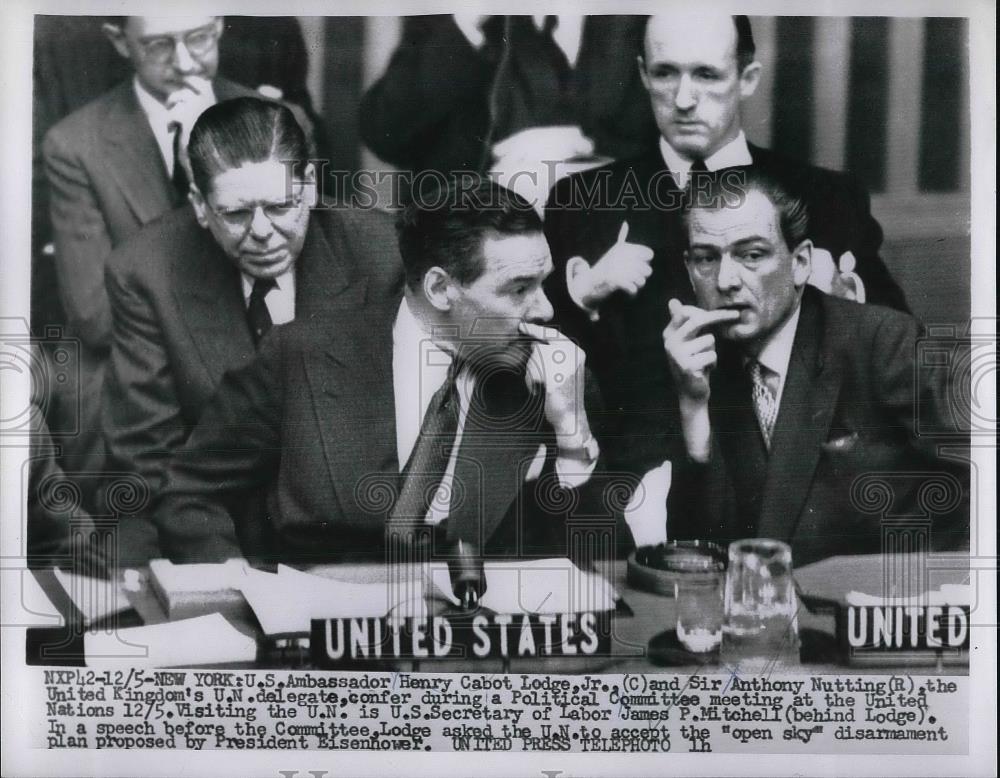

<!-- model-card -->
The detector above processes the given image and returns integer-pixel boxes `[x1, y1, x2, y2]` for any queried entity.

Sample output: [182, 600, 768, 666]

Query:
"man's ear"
[738, 61, 762, 99]
[212, 16, 225, 39]
[637, 55, 651, 93]
[792, 239, 813, 289]
[189, 186, 209, 228]
[422, 267, 456, 312]
[101, 22, 131, 60]
[299, 162, 318, 207]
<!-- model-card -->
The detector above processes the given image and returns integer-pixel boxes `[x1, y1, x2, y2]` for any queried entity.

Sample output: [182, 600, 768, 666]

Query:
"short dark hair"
[683, 166, 809, 250]
[733, 16, 756, 73]
[396, 179, 543, 291]
[187, 97, 308, 195]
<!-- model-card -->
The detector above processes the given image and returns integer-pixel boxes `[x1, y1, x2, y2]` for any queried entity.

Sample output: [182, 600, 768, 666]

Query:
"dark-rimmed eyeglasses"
[206, 193, 306, 233]
[135, 24, 219, 64]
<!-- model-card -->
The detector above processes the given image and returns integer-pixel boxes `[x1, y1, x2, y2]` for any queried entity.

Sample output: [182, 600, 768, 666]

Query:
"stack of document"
[239, 565, 427, 637]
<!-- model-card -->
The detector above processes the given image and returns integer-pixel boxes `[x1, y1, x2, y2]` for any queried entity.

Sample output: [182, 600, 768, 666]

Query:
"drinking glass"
[722, 539, 800, 668]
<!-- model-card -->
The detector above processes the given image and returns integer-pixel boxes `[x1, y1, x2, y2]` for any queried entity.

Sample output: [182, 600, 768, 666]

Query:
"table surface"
[33, 554, 970, 675]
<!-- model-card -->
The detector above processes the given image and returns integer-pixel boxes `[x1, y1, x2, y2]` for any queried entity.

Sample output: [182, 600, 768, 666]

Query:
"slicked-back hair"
[188, 97, 308, 195]
[682, 166, 809, 251]
[396, 179, 543, 291]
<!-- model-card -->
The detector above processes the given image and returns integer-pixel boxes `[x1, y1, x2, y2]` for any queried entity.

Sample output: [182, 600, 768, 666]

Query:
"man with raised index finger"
[663, 167, 967, 565]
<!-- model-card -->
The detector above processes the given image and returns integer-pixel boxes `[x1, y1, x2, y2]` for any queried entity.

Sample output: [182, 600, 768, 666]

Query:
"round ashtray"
[627, 540, 727, 596]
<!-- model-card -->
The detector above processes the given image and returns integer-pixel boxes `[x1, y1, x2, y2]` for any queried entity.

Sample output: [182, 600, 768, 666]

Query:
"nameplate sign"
[310, 612, 612, 665]
[838, 605, 970, 662]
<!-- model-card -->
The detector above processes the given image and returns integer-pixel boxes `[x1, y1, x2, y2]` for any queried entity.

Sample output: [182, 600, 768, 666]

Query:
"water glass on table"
[722, 538, 800, 669]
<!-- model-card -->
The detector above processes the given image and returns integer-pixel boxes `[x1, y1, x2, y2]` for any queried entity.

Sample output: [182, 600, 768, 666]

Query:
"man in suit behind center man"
[103, 97, 401, 565]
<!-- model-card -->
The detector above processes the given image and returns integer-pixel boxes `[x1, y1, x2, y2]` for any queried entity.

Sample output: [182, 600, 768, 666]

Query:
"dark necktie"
[387, 359, 463, 540]
[246, 278, 277, 346]
[168, 121, 189, 204]
[684, 157, 708, 206]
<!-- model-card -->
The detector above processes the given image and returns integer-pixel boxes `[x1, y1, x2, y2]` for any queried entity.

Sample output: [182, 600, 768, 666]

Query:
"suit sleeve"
[845, 311, 967, 552]
[359, 16, 499, 170]
[543, 176, 606, 348]
[42, 128, 112, 351]
[103, 255, 187, 497]
[153, 332, 286, 563]
[842, 174, 910, 313]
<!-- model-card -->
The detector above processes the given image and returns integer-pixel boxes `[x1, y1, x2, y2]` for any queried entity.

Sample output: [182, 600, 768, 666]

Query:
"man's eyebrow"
[498, 273, 542, 287]
[731, 236, 773, 248]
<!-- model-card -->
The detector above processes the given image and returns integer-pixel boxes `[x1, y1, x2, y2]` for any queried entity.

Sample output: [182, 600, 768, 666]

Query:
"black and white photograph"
[1, 1, 995, 776]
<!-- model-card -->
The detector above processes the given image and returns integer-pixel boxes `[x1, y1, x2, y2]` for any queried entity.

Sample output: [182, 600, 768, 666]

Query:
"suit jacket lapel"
[756, 291, 840, 541]
[174, 222, 255, 386]
[101, 84, 174, 224]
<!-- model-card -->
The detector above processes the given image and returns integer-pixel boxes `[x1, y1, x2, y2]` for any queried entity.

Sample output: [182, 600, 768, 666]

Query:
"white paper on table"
[240, 566, 426, 637]
[430, 558, 618, 614]
[84, 613, 257, 667]
[148, 557, 248, 594]
[53, 568, 132, 626]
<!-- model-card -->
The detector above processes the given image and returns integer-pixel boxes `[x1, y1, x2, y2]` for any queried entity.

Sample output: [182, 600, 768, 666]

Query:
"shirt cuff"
[566, 257, 601, 322]
[623, 461, 670, 546]
[554, 453, 598, 490]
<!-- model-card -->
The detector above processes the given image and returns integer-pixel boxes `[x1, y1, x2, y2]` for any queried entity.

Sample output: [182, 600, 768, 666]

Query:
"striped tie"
[748, 360, 779, 450]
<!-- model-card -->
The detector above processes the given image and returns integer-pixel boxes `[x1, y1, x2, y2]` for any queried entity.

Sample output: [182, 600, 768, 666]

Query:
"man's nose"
[170, 38, 199, 72]
[247, 206, 274, 239]
[527, 289, 554, 323]
[674, 73, 698, 111]
[715, 254, 742, 291]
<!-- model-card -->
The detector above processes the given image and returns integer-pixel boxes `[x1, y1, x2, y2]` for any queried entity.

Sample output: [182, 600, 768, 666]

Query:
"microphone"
[449, 539, 487, 610]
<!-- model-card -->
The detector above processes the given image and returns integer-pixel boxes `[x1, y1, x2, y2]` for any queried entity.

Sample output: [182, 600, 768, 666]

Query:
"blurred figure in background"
[360, 15, 657, 206]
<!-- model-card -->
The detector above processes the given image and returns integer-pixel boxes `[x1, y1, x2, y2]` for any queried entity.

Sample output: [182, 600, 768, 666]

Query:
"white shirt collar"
[659, 130, 753, 188]
[748, 301, 802, 404]
[240, 268, 297, 327]
[240, 268, 295, 301]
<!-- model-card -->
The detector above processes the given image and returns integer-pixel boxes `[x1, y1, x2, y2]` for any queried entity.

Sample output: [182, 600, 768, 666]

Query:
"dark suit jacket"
[667, 288, 968, 566]
[543, 144, 910, 476]
[103, 206, 402, 564]
[153, 291, 617, 566]
[43, 78, 252, 352]
[360, 15, 657, 176]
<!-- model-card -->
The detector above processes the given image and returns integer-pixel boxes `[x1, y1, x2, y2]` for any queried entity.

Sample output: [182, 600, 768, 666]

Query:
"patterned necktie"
[168, 121, 189, 204]
[748, 360, 779, 450]
[388, 359, 463, 539]
[247, 278, 277, 346]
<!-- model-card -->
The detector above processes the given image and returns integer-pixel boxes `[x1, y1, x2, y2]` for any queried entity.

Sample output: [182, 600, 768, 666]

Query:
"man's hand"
[519, 322, 590, 443]
[568, 222, 655, 311]
[662, 299, 740, 404]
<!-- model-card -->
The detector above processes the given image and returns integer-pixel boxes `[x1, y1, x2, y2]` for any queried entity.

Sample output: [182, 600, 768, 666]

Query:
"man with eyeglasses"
[41, 16, 254, 501]
[101, 98, 401, 565]
[662, 167, 967, 564]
